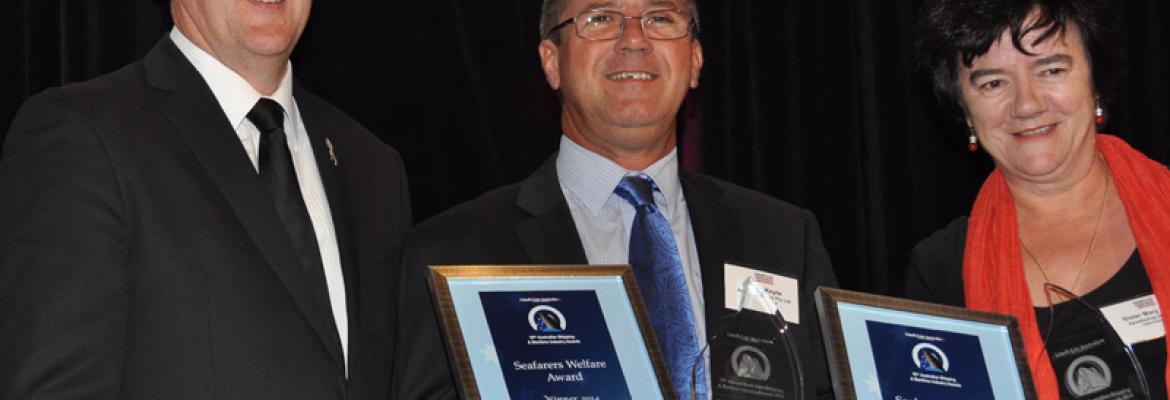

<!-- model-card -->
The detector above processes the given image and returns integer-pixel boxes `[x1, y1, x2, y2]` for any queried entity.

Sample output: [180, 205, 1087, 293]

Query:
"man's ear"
[689, 39, 704, 89]
[539, 39, 562, 90]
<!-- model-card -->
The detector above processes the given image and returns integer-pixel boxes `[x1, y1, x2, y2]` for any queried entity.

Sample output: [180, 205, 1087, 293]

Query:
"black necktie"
[247, 99, 331, 312]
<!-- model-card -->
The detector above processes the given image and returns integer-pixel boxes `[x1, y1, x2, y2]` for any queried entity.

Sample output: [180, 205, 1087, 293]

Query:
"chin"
[609, 116, 664, 129]
[606, 106, 669, 127]
[1005, 155, 1068, 180]
[243, 35, 297, 57]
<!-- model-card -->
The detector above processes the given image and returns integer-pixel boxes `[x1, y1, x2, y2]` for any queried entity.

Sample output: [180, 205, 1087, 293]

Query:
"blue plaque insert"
[866, 320, 994, 399]
[480, 290, 631, 399]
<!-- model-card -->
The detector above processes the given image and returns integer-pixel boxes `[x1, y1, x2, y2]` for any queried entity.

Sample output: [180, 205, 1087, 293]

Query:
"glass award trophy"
[1039, 284, 1151, 400]
[693, 278, 805, 400]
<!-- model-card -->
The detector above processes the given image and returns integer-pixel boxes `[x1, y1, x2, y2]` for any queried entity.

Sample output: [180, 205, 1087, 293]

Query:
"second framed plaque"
[815, 287, 1037, 400]
[427, 265, 673, 399]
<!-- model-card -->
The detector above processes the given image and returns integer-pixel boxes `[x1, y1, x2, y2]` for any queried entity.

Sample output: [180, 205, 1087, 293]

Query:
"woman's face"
[958, 22, 1098, 186]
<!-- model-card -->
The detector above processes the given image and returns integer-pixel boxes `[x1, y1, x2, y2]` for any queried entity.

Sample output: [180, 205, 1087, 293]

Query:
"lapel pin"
[325, 137, 338, 166]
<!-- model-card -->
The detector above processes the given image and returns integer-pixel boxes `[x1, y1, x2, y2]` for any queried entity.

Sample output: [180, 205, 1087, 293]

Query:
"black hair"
[916, 0, 1123, 119]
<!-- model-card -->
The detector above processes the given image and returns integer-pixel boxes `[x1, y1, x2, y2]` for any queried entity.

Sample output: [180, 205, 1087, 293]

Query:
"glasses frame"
[544, 8, 699, 41]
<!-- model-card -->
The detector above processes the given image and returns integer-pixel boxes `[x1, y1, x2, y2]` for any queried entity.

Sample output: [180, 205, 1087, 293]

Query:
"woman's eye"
[979, 79, 1005, 91]
[1041, 68, 1067, 77]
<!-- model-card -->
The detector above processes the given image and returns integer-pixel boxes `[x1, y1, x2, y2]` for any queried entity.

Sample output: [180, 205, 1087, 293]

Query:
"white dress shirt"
[556, 135, 710, 389]
[170, 28, 349, 371]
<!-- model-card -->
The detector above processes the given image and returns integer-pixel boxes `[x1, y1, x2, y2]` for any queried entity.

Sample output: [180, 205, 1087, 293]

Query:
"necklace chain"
[1020, 166, 1111, 294]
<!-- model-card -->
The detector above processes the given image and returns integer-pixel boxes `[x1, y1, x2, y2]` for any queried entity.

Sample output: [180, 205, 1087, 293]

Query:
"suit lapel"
[680, 172, 744, 329]
[514, 156, 589, 264]
[144, 38, 345, 371]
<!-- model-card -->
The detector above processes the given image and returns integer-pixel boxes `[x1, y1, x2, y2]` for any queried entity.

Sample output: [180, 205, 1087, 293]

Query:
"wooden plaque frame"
[427, 264, 675, 399]
[814, 287, 1037, 400]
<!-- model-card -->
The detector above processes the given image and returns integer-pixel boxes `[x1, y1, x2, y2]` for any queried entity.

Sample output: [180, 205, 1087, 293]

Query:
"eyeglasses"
[544, 9, 697, 41]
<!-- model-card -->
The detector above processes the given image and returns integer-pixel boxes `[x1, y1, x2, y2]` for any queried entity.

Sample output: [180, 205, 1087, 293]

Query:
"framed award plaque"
[427, 265, 674, 399]
[815, 287, 1038, 400]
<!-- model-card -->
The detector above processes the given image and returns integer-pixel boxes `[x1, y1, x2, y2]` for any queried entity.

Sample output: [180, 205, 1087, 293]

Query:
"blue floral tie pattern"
[614, 175, 706, 399]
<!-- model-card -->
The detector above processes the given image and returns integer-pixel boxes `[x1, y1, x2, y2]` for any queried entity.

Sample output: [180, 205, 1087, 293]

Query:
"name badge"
[1099, 294, 1165, 346]
[723, 263, 799, 324]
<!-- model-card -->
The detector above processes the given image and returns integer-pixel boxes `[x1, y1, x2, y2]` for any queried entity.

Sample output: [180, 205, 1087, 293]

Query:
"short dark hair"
[540, 0, 700, 44]
[915, 0, 1123, 118]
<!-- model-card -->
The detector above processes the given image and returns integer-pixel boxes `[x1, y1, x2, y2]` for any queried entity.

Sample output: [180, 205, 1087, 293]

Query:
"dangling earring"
[1095, 99, 1106, 126]
[968, 128, 978, 152]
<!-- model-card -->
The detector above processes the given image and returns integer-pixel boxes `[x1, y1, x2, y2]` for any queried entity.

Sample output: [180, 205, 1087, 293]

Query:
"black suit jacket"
[394, 156, 837, 399]
[0, 37, 410, 399]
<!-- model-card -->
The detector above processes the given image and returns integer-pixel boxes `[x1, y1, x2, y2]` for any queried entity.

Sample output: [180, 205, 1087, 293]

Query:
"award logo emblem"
[1065, 355, 1111, 397]
[731, 345, 771, 380]
[528, 305, 567, 333]
[911, 343, 950, 373]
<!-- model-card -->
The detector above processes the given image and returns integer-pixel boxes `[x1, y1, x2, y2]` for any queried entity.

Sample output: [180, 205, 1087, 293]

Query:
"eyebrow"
[648, 0, 680, 9]
[967, 68, 1005, 85]
[1032, 54, 1073, 68]
[967, 54, 1075, 85]
[579, 1, 616, 11]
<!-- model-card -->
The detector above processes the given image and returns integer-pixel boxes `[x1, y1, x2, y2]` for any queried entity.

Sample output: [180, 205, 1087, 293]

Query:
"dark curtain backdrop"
[4, 1, 1169, 294]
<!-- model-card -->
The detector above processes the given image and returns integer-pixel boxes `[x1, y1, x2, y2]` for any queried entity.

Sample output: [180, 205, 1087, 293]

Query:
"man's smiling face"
[539, 0, 703, 159]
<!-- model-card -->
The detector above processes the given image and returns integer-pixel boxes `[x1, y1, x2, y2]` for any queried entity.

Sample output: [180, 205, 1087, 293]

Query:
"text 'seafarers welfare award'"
[427, 265, 673, 399]
[815, 287, 1038, 400]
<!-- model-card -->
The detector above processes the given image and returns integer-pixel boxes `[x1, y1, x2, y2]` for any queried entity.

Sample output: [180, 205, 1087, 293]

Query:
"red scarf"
[964, 134, 1170, 399]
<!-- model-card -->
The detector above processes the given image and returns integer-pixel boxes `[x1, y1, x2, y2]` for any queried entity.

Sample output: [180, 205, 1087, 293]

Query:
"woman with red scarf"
[904, 0, 1169, 399]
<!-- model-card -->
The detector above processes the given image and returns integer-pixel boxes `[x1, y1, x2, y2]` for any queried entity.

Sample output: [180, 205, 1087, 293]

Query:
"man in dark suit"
[394, 0, 837, 398]
[0, 0, 409, 398]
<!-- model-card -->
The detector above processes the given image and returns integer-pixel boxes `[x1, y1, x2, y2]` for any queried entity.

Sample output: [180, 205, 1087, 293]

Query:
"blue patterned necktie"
[614, 175, 707, 399]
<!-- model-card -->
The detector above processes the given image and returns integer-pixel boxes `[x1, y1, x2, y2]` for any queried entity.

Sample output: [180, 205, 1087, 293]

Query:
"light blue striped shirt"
[555, 135, 709, 383]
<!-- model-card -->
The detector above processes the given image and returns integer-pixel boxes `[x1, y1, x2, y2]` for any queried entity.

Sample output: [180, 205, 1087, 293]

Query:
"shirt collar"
[169, 27, 300, 148]
[556, 135, 682, 217]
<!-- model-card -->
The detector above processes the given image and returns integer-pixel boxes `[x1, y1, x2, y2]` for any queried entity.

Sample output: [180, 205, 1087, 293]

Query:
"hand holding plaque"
[694, 277, 805, 400]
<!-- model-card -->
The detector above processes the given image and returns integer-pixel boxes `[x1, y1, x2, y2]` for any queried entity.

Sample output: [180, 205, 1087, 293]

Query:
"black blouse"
[902, 217, 1167, 399]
